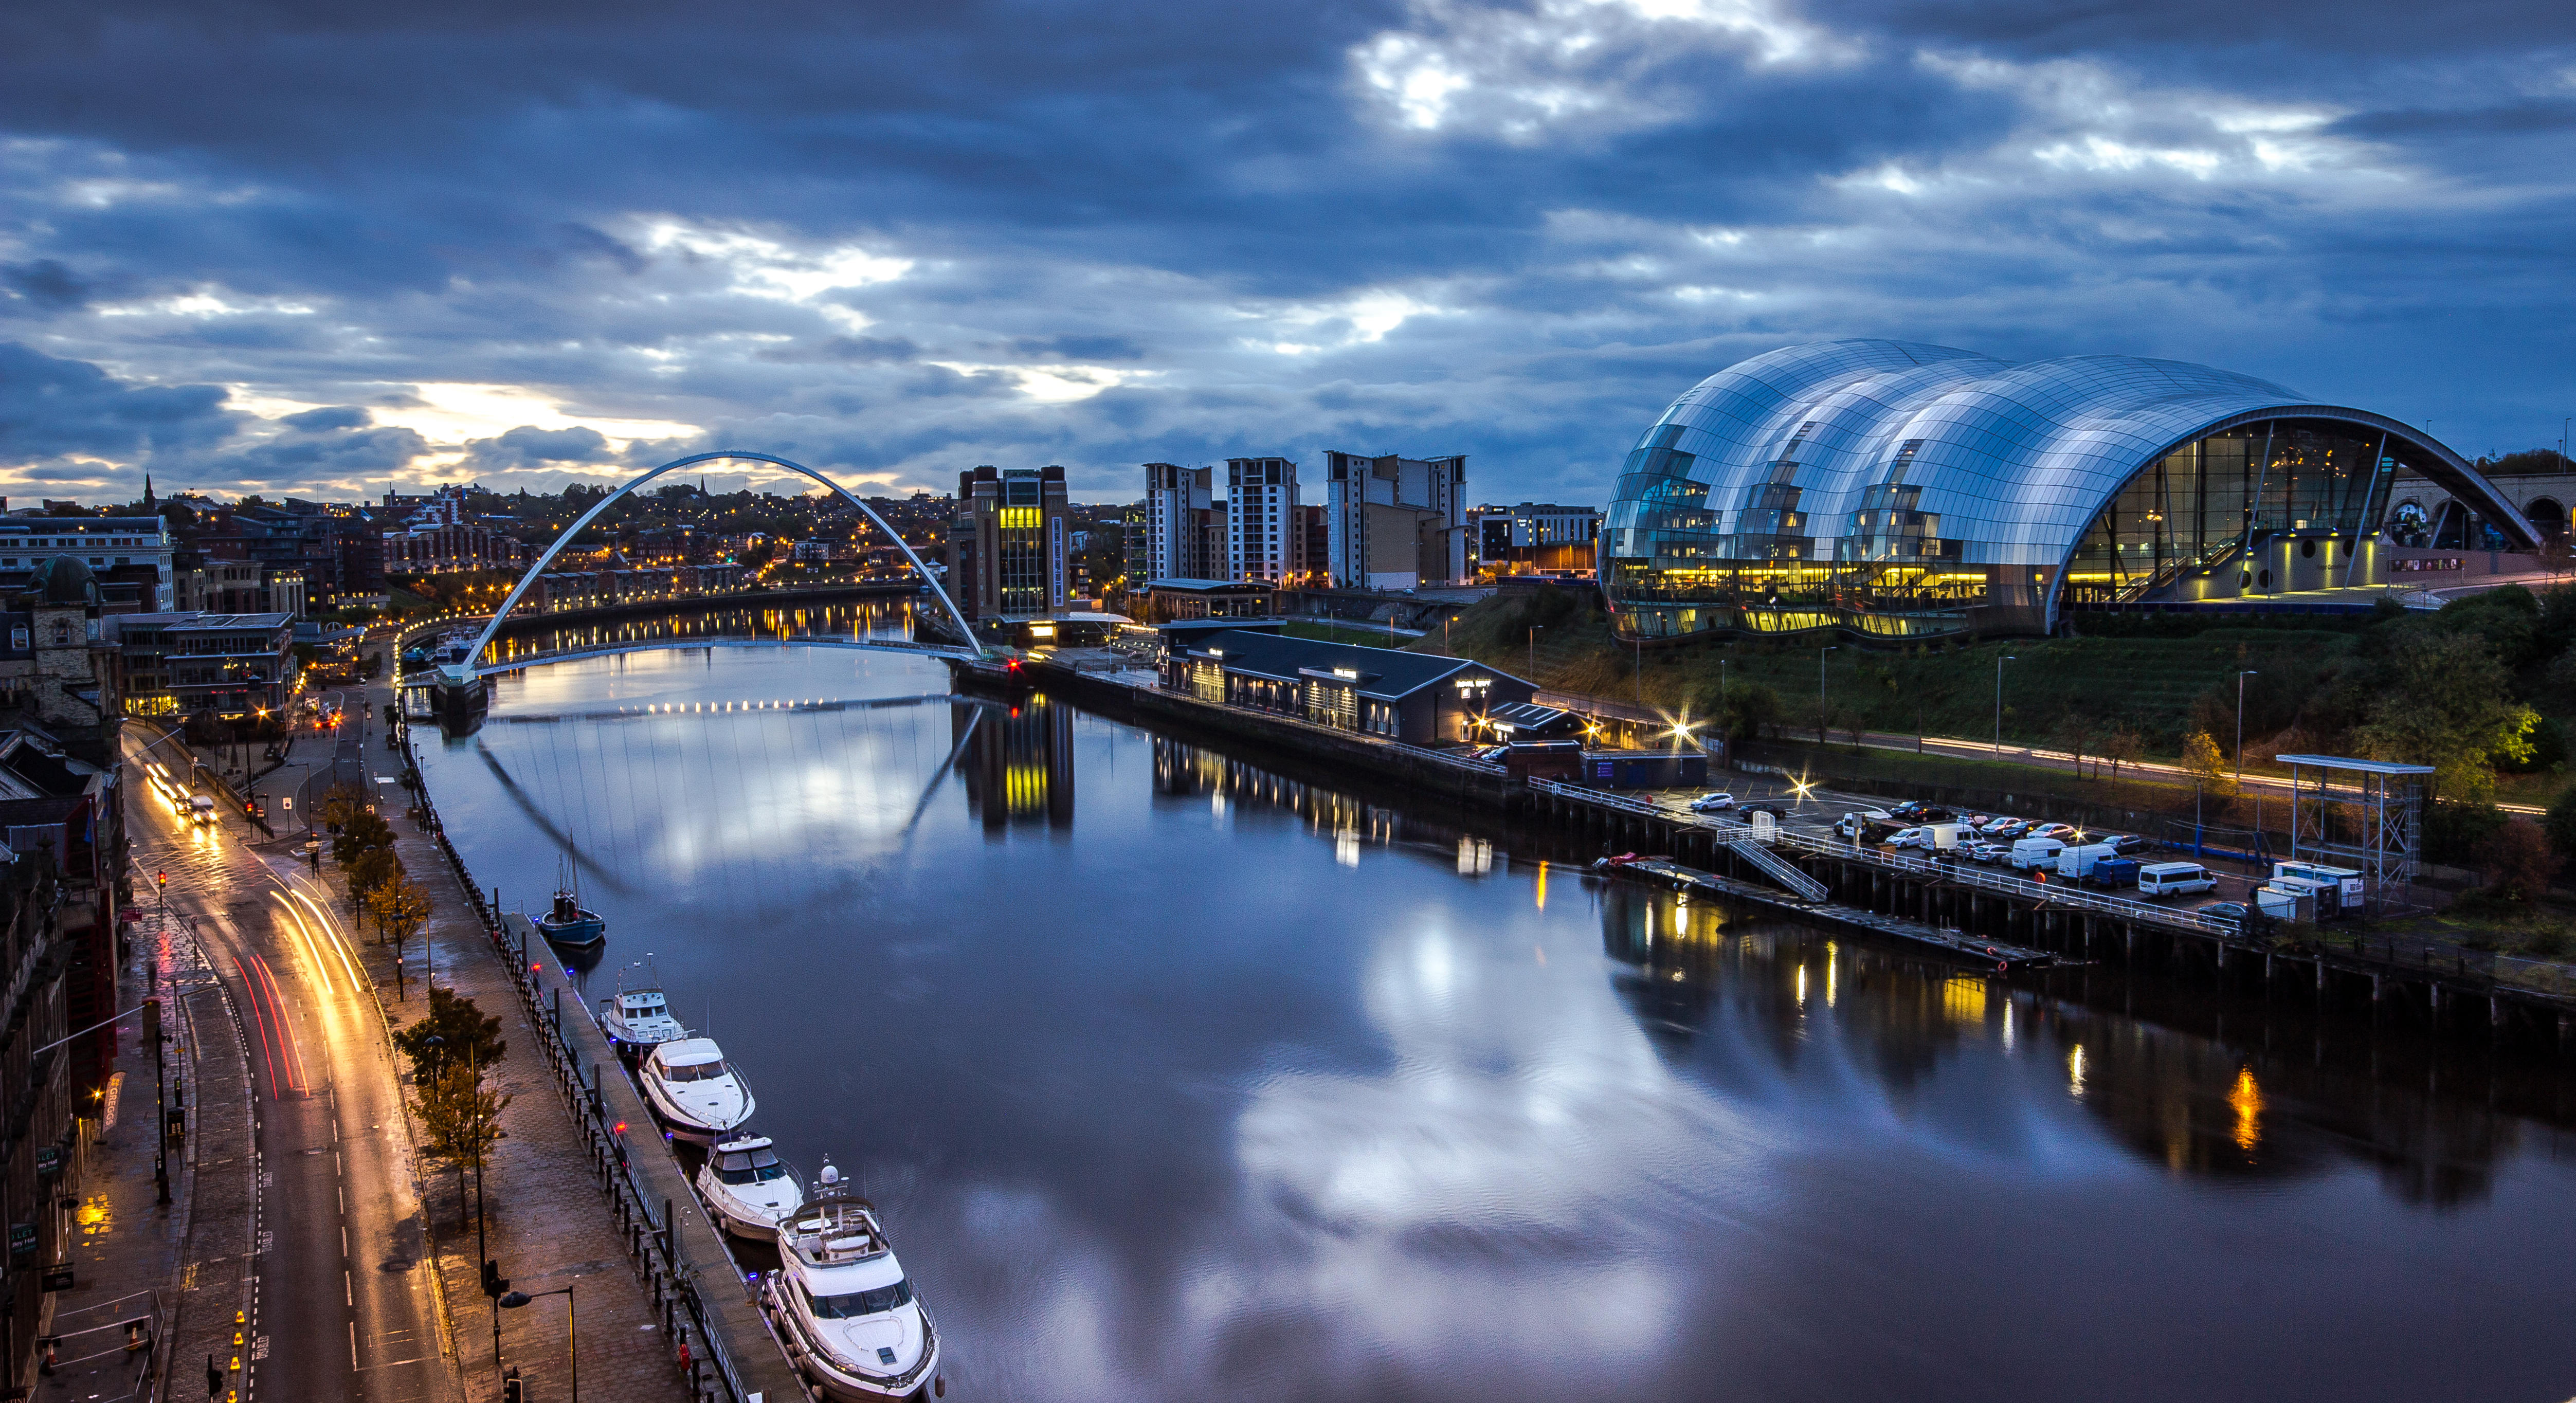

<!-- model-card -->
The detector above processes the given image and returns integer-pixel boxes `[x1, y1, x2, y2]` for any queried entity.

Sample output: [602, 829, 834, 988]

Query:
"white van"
[2137, 862, 2217, 898]
[2007, 836, 2065, 871]
[2055, 842, 2117, 879]
[1919, 821, 1967, 852]
[187, 794, 217, 826]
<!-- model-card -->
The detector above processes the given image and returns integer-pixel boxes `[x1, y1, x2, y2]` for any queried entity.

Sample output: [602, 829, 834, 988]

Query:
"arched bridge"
[431, 451, 985, 704]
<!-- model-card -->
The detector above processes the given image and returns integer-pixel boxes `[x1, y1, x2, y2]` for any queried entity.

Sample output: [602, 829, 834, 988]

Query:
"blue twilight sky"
[3, 0, 2572, 507]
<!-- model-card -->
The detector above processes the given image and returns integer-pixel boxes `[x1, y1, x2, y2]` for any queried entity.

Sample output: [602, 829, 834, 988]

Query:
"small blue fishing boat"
[532, 857, 605, 948]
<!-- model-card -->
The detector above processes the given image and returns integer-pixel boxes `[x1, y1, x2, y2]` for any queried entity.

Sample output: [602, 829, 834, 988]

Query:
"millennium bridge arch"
[430, 451, 982, 715]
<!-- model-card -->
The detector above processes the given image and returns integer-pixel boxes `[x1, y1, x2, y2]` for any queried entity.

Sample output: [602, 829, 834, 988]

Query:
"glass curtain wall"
[2061, 422, 2400, 607]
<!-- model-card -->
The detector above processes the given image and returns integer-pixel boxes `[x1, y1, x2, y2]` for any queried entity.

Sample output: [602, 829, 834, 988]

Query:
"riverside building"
[1321, 451, 1470, 590]
[949, 465, 1071, 621]
[1599, 340, 2542, 641]
[1158, 627, 1537, 745]
[1226, 457, 1301, 584]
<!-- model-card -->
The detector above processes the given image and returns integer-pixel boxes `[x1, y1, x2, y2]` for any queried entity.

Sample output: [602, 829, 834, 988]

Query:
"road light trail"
[242, 952, 311, 1096]
[271, 892, 338, 996]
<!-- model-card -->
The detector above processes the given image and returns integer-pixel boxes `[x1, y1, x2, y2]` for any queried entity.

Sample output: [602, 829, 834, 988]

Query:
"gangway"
[1716, 832, 1830, 902]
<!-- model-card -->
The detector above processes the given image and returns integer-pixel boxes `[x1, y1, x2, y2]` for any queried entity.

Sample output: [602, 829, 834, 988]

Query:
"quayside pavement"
[253, 666, 702, 1403]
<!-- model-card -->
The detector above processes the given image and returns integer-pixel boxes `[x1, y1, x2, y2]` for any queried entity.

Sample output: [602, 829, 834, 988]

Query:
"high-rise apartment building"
[1321, 451, 1469, 589]
[948, 464, 1069, 620]
[1141, 463, 1215, 581]
[1226, 457, 1299, 582]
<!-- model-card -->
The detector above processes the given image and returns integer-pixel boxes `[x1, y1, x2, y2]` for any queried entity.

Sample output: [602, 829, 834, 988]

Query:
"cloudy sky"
[4, 0, 2572, 507]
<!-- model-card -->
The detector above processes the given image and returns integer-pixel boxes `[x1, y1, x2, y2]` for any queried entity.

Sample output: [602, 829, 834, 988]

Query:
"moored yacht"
[597, 962, 687, 1058]
[763, 1167, 940, 1401]
[639, 1037, 754, 1142]
[696, 1135, 803, 1240]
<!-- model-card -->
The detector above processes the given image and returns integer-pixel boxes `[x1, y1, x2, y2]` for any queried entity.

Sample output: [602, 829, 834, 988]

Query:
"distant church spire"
[141, 472, 156, 508]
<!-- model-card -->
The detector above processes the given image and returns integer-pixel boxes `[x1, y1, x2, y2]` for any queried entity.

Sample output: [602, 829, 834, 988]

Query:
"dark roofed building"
[1158, 627, 1536, 745]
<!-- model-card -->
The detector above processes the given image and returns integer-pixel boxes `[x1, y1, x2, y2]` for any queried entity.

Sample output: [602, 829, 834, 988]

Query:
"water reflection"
[958, 695, 1074, 833]
[415, 647, 2576, 1403]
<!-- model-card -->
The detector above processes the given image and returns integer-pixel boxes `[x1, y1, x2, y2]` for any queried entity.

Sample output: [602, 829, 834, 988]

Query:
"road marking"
[349, 1319, 358, 1371]
[345, 1271, 352, 1306]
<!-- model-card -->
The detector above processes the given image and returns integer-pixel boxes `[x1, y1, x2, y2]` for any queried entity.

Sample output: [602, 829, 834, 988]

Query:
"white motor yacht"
[763, 1166, 940, 1402]
[638, 1037, 755, 1142]
[597, 962, 687, 1058]
[697, 1135, 802, 1241]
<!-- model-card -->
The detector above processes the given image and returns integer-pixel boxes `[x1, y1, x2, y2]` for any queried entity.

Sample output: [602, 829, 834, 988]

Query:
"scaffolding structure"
[2275, 753, 2434, 904]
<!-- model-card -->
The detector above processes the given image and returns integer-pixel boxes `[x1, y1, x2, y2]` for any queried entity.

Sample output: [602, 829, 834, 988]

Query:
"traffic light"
[481, 1260, 507, 1299]
[155, 871, 167, 889]
[501, 1367, 522, 1403]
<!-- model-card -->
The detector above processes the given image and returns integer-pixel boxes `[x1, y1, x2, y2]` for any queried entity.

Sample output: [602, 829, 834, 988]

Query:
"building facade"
[2383, 459, 2571, 550]
[1156, 628, 1536, 745]
[1321, 451, 1470, 590]
[161, 614, 298, 719]
[1226, 458, 1300, 584]
[1472, 503, 1601, 577]
[1600, 340, 2541, 641]
[382, 485, 525, 576]
[0, 517, 177, 612]
[1142, 464, 1217, 582]
[949, 465, 1071, 621]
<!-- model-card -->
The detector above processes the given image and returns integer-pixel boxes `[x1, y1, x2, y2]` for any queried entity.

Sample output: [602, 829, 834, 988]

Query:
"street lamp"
[1527, 625, 1543, 682]
[2235, 670, 2258, 787]
[497, 1285, 574, 1401]
[1992, 654, 2018, 754]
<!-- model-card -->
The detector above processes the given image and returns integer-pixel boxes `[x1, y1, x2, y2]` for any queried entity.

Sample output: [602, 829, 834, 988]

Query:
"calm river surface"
[414, 636, 2576, 1402]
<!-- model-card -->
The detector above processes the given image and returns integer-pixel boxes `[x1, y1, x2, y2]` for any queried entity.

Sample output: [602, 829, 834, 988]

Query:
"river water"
[413, 630, 2576, 1402]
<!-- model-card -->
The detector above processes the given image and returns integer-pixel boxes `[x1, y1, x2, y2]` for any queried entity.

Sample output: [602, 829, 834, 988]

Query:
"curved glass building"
[1600, 340, 2538, 640]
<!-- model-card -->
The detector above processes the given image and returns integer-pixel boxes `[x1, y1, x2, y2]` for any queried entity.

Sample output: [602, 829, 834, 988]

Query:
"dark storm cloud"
[0, 341, 238, 460]
[0, 0, 2570, 503]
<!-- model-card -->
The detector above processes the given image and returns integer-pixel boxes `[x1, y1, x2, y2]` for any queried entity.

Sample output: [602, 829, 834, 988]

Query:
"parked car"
[2198, 900, 2252, 932]
[1887, 801, 1930, 821]
[1688, 792, 1736, 812]
[2105, 834, 2149, 855]
[2029, 823, 2078, 841]
[1740, 802, 1788, 819]
[1982, 817, 2030, 839]
[1962, 839, 2005, 863]
[1883, 827, 1926, 849]
[2084, 857, 2143, 889]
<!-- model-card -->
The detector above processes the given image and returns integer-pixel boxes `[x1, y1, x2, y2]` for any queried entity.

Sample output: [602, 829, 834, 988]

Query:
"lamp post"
[2235, 670, 2258, 789]
[1992, 654, 2018, 754]
[1818, 646, 1839, 744]
[1527, 625, 1543, 683]
[497, 1285, 573, 1401]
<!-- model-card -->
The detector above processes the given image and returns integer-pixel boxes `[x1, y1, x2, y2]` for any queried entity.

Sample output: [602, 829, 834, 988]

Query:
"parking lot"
[1617, 775, 2280, 916]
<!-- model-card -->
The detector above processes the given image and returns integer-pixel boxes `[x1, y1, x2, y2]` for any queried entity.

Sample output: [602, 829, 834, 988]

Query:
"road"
[131, 709, 452, 1403]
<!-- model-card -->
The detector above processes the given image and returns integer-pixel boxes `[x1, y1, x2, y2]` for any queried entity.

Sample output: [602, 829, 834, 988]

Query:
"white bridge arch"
[437, 451, 984, 692]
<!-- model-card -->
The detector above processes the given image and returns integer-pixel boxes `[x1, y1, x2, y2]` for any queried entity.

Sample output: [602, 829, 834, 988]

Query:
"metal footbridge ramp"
[1718, 832, 1830, 902]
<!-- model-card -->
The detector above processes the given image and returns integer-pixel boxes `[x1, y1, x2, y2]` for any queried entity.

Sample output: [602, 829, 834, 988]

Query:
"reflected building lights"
[2068, 1045, 2087, 1100]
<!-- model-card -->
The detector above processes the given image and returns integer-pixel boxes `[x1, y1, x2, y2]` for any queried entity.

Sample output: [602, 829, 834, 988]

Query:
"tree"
[2182, 728, 2235, 799]
[2476, 818, 2556, 904]
[2352, 630, 2539, 801]
[333, 810, 394, 866]
[347, 847, 402, 911]
[2051, 712, 2095, 777]
[368, 872, 434, 953]
[393, 987, 507, 1081]
[1713, 681, 1784, 746]
[320, 781, 366, 833]
[2099, 725, 2146, 788]
[409, 1061, 510, 1224]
